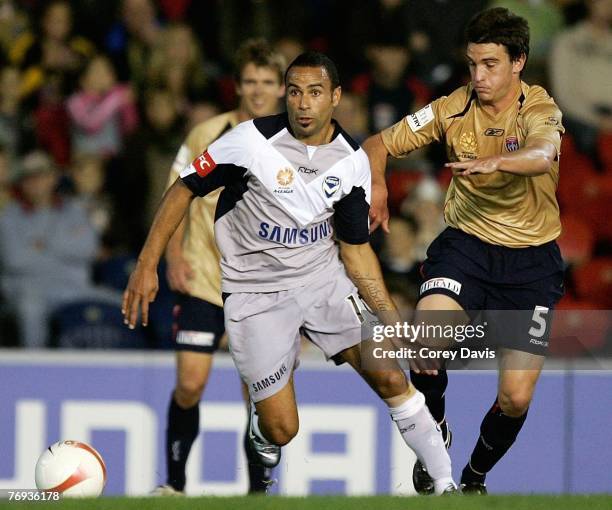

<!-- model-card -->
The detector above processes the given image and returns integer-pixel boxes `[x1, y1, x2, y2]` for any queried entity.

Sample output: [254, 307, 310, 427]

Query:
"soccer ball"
[35, 440, 107, 497]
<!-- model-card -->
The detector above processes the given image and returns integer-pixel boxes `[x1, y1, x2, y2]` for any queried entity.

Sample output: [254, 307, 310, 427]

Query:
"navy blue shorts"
[172, 294, 225, 353]
[419, 227, 565, 355]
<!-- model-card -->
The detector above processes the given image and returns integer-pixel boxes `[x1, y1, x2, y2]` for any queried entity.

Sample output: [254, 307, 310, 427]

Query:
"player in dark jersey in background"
[364, 8, 565, 494]
[124, 51, 458, 495]
[153, 39, 285, 495]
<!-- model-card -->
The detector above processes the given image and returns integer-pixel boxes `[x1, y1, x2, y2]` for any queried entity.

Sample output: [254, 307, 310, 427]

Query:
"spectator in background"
[0, 144, 9, 210]
[146, 23, 217, 117]
[0, 151, 120, 347]
[550, 0, 612, 170]
[9, 1, 95, 166]
[333, 91, 369, 144]
[380, 215, 422, 303]
[105, 0, 161, 90]
[67, 55, 138, 158]
[329, 0, 413, 80]
[0, 66, 25, 158]
[400, 177, 446, 261]
[0, 0, 30, 58]
[69, 153, 112, 245]
[404, 0, 487, 91]
[9, 0, 94, 106]
[117, 87, 185, 249]
[355, 32, 430, 135]
[491, 0, 564, 85]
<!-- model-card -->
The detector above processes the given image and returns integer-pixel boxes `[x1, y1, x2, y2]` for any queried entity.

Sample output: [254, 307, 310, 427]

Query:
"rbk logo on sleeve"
[195, 151, 217, 177]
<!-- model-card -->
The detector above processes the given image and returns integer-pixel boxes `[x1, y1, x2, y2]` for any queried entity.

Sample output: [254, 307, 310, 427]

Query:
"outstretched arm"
[446, 139, 557, 176]
[122, 179, 194, 328]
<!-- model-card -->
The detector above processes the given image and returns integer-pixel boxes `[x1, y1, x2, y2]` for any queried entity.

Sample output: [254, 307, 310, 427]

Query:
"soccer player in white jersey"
[156, 39, 285, 495]
[123, 52, 457, 495]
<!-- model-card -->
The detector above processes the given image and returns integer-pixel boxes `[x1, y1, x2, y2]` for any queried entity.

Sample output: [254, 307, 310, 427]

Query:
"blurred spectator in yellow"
[550, 0, 612, 170]
[0, 150, 119, 347]
[67, 55, 138, 158]
[9, 0, 94, 105]
[146, 23, 216, 117]
[0, 0, 29, 57]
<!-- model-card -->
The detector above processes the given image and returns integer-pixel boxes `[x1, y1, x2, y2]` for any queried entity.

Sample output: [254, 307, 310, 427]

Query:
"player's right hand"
[122, 264, 159, 329]
[369, 180, 390, 233]
[166, 255, 194, 294]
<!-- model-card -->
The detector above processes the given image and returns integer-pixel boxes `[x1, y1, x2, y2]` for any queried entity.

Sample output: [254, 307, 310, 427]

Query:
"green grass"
[1, 495, 612, 510]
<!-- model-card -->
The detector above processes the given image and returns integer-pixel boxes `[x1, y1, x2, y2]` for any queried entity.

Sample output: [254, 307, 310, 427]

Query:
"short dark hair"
[233, 38, 286, 84]
[465, 7, 530, 62]
[285, 51, 340, 90]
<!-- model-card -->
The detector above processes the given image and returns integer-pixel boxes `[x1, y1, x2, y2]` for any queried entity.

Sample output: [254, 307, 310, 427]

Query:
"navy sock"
[463, 398, 528, 482]
[166, 394, 199, 491]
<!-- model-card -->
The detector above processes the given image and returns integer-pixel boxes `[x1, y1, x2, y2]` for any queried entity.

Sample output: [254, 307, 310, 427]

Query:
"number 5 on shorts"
[528, 305, 549, 338]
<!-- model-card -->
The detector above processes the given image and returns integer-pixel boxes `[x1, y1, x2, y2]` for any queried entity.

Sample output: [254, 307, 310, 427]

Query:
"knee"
[175, 375, 206, 407]
[498, 390, 531, 417]
[372, 370, 408, 399]
[262, 419, 299, 446]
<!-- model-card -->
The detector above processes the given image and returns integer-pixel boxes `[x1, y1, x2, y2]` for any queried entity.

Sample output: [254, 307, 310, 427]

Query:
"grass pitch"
[1, 495, 612, 510]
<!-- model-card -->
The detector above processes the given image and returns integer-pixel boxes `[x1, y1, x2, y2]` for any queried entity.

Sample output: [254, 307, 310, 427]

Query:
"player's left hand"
[446, 156, 501, 176]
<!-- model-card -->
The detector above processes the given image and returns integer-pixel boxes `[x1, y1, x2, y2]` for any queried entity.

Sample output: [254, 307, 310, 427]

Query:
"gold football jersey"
[381, 82, 564, 247]
[166, 111, 239, 306]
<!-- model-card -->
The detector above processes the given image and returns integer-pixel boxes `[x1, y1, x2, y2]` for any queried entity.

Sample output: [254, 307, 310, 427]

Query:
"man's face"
[237, 63, 284, 119]
[285, 66, 341, 142]
[467, 43, 525, 106]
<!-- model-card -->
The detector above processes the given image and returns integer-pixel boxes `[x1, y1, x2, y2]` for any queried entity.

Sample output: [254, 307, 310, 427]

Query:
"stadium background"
[0, 0, 610, 498]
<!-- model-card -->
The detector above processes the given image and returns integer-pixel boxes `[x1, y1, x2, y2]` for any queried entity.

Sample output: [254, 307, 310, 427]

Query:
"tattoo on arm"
[352, 271, 394, 312]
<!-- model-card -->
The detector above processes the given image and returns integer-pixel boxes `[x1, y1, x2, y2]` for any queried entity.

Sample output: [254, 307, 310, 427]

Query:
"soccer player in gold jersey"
[154, 39, 285, 495]
[364, 8, 565, 494]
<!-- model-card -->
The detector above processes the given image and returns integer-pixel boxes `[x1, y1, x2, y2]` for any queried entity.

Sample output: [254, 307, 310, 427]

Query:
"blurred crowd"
[0, 0, 610, 350]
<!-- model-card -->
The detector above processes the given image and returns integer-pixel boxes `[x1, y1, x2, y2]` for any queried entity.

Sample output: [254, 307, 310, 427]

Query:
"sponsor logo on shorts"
[252, 363, 288, 393]
[484, 128, 504, 137]
[323, 176, 341, 198]
[176, 330, 215, 347]
[505, 136, 519, 152]
[420, 277, 462, 296]
[529, 338, 549, 347]
[195, 151, 216, 177]
[258, 218, 333, 245]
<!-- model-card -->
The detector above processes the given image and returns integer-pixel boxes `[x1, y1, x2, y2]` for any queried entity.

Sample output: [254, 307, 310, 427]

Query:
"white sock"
[389, 391, 455, 494]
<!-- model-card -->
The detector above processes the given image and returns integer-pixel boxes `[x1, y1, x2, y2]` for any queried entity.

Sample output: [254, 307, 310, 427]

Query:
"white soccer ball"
[35, 440, 107, 497]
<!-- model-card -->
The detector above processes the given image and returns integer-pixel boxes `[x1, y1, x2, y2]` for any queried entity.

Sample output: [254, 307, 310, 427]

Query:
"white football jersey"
[180, 113, 371, 293]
